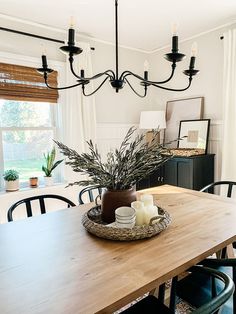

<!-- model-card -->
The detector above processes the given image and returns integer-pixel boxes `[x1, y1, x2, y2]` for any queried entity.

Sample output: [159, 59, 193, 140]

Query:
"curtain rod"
[0, 26, 95, 50]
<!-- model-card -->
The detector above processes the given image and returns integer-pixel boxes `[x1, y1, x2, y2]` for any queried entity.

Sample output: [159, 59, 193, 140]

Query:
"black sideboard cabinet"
[136, 154, 215, 191]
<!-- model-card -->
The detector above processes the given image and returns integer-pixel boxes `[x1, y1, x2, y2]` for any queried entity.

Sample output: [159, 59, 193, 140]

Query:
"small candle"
[135, 208, 145, 226]
[131, 201, 145, 226]
[140, 194, 153, 207]
[144, 205, 159, 225]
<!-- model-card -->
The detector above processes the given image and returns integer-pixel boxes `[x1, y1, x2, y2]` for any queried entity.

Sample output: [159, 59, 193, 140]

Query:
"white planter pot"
[5, 179, 19, 191]
[44, 176, 53, 186]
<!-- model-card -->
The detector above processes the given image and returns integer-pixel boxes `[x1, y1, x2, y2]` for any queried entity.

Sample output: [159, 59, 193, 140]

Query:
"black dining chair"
[171, 260, 236, 314]
[201, 180, 236, 251]
[7, 194, 76, 222]
[119, 266, 234, 314]
[200, 181, 236, 198]
[78, 186, 105, 205]
[169, 181, 236, 313]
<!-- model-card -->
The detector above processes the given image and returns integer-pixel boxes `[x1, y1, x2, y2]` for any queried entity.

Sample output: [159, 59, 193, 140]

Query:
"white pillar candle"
[143, 205, 159, 225]
[135, 208, 145, 226]
[140, 194, 154, 207]
[131, 201, 145, 226]
[131, 201, 144, 210]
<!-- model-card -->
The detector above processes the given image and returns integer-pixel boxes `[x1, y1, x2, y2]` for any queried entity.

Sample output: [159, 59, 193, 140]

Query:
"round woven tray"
[82, 205, 171, 241]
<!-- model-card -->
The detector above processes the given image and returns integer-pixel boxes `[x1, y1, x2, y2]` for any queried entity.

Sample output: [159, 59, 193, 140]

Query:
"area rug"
[114, 295, 194, 313]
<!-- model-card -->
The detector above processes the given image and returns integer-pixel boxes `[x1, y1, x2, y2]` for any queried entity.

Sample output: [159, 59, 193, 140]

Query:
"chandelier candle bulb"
[171, 23, 178, 36]
[143, 60, 149, 71]
[80, 69, 85, 78]
[191, 42, 198, 57]
[69, 16, 75, 28]
[41, 44, 47, 56]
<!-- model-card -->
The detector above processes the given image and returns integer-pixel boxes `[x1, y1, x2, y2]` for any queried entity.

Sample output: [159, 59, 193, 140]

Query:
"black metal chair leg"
[169, 276, 178, 312]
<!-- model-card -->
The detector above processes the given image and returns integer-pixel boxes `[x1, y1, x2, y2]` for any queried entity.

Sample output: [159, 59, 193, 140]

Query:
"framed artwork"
[164, 97, 204, 148]
[178, 119, 210, 154]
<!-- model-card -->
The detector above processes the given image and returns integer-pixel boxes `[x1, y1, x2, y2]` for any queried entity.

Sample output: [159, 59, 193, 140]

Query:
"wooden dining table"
[0, 184, 236, 314]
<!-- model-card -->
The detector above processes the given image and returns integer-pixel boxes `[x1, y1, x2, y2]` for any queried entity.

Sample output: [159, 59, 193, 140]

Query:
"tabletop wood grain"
[0, 185, 236, 314]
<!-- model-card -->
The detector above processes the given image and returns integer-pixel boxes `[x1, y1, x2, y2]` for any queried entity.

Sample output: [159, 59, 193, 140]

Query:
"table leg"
[226, 244, 235, 258]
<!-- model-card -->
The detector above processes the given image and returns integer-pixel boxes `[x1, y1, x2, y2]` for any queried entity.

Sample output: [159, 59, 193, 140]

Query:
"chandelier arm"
[82, 76, 110, 96]
[121, 63, 176, 85]
[124, 77, 147, 98]
[151, 77, 192, 92]
[44, 74, 84, 90]
[69, 59, 114, 80]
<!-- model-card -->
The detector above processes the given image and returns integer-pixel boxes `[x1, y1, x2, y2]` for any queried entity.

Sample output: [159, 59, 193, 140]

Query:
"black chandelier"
[37, 0, 199, 97]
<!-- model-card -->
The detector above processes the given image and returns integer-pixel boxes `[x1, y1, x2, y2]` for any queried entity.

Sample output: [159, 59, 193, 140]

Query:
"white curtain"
[221, 29, 236, 183]
[61, 42, 97, 183]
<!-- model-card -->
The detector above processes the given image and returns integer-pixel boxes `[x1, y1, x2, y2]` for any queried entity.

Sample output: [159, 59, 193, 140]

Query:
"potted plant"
[3, 169, 19, 191]
[55, 127, 172, 223]
[42, 147, 63, 186]
[29, 177, 38, 188]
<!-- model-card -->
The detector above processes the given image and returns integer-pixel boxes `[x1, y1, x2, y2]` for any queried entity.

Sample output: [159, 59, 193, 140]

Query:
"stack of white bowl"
[115, 206, 136, 228]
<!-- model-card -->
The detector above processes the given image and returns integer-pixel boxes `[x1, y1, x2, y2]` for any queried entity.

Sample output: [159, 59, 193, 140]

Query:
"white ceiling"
[0, 0, 236, 52]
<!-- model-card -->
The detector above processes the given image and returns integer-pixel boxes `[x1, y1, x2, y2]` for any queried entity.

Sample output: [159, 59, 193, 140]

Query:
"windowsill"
[0, 182, 67, 196]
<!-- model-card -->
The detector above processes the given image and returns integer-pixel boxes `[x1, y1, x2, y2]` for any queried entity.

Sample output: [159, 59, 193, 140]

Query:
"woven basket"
[82, 205, 171, 241]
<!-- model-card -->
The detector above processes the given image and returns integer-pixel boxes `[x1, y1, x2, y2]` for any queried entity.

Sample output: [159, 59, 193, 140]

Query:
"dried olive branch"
[55, 127, 172, 190]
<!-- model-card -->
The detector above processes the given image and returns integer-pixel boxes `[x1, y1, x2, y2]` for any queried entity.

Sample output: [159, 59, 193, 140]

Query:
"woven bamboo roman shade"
[0, 62, 58, 103]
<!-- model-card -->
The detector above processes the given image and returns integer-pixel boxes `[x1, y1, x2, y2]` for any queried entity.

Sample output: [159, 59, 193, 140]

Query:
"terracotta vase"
[101, 187, 137, 223]
[29, 177, 38, 188]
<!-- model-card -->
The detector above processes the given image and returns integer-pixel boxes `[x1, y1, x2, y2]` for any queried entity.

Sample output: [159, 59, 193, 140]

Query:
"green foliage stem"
[42, 147, 63, 177]
[55, 126, 172, 190]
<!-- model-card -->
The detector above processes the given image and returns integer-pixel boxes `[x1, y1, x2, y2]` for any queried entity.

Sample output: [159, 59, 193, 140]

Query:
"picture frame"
[177, 119, 210, 154]
[165, 97, 204, 148]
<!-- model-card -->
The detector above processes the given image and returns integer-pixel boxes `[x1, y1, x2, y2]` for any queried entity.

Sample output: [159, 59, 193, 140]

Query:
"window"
[0, 62, 60, 188]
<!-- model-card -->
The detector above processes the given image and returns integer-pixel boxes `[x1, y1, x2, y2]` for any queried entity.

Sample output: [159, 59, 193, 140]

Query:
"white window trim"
[0, 51, 66, 189]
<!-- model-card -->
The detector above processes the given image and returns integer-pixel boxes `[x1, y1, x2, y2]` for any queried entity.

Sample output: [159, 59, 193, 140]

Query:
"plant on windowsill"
[29, 177, 38, 188]
[3, 169, 19, 192]
[42, 147, 63, 186]
[55, 126, 172, 223]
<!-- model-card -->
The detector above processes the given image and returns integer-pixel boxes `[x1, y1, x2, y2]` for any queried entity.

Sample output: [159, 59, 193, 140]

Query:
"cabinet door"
[163, 160, 177, 186]
[149, 167, 163, 187]
[177, 161, 193, 189]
